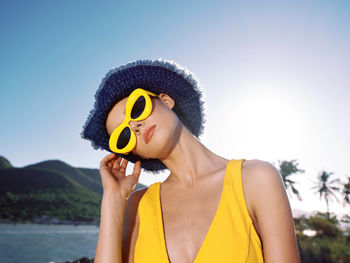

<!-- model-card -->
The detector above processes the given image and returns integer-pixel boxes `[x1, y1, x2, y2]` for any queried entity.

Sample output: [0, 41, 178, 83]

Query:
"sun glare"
[214, 87, 308, 159]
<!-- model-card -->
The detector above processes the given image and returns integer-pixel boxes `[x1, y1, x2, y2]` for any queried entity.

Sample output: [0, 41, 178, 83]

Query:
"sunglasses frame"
[109, 88, 157, 154]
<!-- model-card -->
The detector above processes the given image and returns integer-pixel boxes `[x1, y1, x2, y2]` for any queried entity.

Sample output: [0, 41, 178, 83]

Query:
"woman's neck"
[159, 125, 229, 187]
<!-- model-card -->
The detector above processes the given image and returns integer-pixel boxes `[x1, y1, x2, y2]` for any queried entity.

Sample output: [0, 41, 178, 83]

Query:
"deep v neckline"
[157, 159, 232, 263]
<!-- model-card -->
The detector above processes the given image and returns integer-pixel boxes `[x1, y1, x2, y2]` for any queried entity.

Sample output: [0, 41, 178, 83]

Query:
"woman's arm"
[95, 193, 128, 263]
[94, 154, 141, 263]
[248, 160, 301, 263]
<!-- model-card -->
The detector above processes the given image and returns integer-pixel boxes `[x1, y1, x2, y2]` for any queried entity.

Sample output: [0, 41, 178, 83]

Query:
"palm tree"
[275, 159, 305, 201]
[340, 175, 350, 207]
[311, 170, 341, 220]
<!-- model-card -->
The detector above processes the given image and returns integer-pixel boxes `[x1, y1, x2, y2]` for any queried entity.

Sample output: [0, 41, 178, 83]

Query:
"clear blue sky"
[1, 0, 349, 217]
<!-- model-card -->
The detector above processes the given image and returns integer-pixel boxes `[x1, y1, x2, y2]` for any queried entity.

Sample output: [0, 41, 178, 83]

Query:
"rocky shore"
[57, 256, 94, 263]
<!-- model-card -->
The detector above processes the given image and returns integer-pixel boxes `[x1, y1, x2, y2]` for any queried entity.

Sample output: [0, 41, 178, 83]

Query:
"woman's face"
[105, 93, 182, 159]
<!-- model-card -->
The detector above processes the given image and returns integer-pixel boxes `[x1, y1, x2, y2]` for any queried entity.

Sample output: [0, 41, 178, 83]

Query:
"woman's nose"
[129, 121, 143, 134]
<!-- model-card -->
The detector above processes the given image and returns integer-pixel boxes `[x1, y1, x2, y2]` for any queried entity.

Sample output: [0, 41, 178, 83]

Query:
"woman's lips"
[144, 125, 156, 144]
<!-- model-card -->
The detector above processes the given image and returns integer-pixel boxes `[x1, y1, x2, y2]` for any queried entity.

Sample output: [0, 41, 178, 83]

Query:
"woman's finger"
[100, 153, 116, 167]
[112, 156, 122, 169]
[132, 161, 141, 177]
[129, 161, 141, 192]
[108, 155, 118, 168]
[120, 159, 128, 171]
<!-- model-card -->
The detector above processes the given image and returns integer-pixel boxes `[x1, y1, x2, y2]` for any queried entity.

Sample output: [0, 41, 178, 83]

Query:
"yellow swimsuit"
[134, 159, 264, 262]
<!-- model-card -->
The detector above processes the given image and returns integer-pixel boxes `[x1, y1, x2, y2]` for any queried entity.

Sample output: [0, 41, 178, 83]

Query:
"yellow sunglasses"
[109, 88, 157, 154]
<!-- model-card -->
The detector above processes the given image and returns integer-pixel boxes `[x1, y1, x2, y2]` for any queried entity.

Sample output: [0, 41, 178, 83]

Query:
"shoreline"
[0, 216, 100, 226]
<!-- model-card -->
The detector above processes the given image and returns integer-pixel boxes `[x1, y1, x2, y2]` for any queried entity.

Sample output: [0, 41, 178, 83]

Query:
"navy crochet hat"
[80, 58, 207, 174]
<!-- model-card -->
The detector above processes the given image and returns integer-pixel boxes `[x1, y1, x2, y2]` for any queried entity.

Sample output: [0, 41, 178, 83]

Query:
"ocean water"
[0, 223, 99, 263]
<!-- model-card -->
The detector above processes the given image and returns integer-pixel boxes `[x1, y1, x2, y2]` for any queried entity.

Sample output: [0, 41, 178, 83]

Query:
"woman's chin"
[134, 127, 180, 159]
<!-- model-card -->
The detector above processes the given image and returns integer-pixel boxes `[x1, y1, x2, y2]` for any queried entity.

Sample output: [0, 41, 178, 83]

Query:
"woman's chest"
[134, 159, 263, 263]
[161, 186, 222, 262]
[159, 173, 257, 262]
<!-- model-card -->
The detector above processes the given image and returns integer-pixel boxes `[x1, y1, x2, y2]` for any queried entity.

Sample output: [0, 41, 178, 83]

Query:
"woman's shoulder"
[242, 158, 275, 169]
[130, 185, 150, 202]
[241, 159, 281, 199]
[240, 159, 299, 261]
[129, 182, 160, 206]
[241, 159, 281, 233]
[241, 159, 280, 182]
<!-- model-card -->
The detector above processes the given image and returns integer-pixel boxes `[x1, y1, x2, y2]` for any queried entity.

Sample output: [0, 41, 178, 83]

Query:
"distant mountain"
[24, 160, 104, 195]
[0, 156, 12, 169]
[292, 208, 313, 218]
[0, 156, 147, 224]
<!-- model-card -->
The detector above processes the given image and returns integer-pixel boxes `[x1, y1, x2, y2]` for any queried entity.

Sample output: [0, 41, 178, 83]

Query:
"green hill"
[24, 160, 103, 194]
[76, 166, 147, 191]
[0, 156, 12, 169]
[0, 156, 148, 224]
[76, 167, 103, 184]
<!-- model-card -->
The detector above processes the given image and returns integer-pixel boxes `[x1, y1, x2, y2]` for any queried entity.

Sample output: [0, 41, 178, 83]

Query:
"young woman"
[81, 59, 301, 263]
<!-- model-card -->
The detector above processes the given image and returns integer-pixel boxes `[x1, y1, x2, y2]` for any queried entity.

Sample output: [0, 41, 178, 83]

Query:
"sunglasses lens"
[117, 126, 131, 149]
[131, 95, 146, 119]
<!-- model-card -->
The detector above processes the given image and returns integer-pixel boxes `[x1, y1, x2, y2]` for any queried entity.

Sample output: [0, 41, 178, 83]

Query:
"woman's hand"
[99, 153, 141, 200]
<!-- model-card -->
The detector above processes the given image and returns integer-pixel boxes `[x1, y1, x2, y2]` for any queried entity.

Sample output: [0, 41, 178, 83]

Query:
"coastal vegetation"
[276, 159, 350, 262]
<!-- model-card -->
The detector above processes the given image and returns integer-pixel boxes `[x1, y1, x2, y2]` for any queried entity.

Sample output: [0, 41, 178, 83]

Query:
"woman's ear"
[157, 93, 175, 109]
